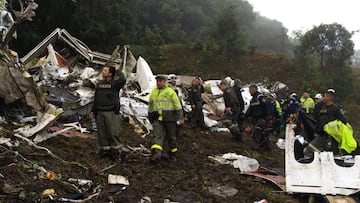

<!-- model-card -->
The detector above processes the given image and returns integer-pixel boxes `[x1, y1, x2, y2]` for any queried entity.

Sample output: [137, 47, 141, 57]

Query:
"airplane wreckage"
[0, 1, 359, 202]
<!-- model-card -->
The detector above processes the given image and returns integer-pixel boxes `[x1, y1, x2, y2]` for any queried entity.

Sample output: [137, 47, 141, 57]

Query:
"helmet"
[327, 88, 335, 94]
[167, 74, 177, 81]
[314, 93, 323, 99]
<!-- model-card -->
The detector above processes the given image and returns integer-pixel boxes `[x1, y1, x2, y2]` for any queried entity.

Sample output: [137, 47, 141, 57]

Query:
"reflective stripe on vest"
[148, 86, 182, 121]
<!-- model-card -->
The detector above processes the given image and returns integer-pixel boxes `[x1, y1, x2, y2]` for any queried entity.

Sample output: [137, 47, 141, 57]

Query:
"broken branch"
[13, 133, 88, 171]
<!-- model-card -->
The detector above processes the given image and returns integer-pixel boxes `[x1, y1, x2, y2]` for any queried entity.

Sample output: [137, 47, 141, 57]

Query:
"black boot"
[109, 149, 122, 162]
[150, 149, 162, 162]
[98, 149, 110, 158]
[169, 152, 177, 162]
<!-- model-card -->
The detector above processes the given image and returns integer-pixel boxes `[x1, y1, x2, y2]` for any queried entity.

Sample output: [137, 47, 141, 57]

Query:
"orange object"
[46, 171, 56, 180]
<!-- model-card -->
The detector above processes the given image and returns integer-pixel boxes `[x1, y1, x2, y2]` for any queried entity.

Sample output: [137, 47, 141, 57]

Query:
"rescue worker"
[300, 91, 315, 114]
[219, 80, 242, 141]
[149, 75, 184, 162]
[302, 90, 347, 160]
[167, 74, 184, 135]
[245, 85, 274, 150]
[270, 93, 282, 135]
[167, 74, 178, 94]
[90, 64, 126, 162]
[188, 76, 206, 129]
[282, 92, 300, 124]
[232, 79, 245, 132]
[313, 93, 324, 121]
[232, 79, 245, 114]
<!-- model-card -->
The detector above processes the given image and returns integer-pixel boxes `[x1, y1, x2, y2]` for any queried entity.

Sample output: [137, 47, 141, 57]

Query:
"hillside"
[0, 122, 305, 202]
[1, 45, 360, 202]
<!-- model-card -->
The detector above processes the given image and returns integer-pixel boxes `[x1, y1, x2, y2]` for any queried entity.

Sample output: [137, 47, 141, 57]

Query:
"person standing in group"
[302, 90, 347, 160]
[232, 79, 245, 132]
[218, 80, 242, 141]
[313, 93, 324, 121]
[188, 76, 206, 129]
[270, 93, 282, 135]
[300, 91, 315, 114]
[148, 75, 184, 162]
[245, 84, 274, 150]
[90, 64, 126, 162]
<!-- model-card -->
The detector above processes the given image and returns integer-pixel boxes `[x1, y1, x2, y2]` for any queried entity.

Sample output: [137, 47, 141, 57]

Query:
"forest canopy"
[11, 0, 293, 56]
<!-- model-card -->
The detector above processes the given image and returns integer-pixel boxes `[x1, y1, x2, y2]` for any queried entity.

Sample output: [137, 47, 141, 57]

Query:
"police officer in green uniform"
[90, 64, 126, 161]
[149, 75, 184, 162]
[188, 77, 206, 129]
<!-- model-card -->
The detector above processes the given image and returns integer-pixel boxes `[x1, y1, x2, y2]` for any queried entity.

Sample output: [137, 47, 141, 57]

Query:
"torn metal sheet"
[34, 121, 92, 143]
[209, 153, 260, 173]
[120, 97, 148, 117]
[15, 104, 63, 137]
[33, 126, 73, 143]
[285, 124, 360, 196]
[136, 56, 156, 92]
[21, 28, 136, 69]
[75, 87, 94, 107]
[202, 93, 225, 116]
[0, 137, 19, 147]
[241, 170, 286, 191]
[48, 126, 94, 139]
[204, 115, 218, 128]
[120, 96, 152, 136]
[203, 80, 223, 95]
[67, 178, 93, 193]
[43, 44, 70, 80]
[80, 67, 98, 80]
[108, 174, 129, 185]
[20, 28, 91, 65]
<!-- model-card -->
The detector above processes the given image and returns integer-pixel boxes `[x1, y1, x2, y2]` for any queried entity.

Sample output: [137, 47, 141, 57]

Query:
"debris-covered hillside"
[0, 120, 304, 203]
[1, 1, 360, 202]
[0, 26, 299, 202]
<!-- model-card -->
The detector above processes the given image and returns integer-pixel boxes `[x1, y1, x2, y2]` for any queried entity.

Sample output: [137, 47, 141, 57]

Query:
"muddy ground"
[0, 118, 314, 202]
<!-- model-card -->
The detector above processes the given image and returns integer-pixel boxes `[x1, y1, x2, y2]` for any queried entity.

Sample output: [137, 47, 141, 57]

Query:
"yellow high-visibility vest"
[300, 97, 315, 113]
[148, 85, 182, 121]
[324, 120, 357, 154]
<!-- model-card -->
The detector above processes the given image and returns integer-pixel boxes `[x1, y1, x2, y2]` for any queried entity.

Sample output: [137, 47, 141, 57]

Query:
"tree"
[211, 6, 247, 58]
[296, 23, 354, 70]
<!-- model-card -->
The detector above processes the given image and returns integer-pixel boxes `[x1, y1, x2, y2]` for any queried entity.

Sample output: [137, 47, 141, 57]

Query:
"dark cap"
[155, 75, 167, 81]
[219, 80, 228, 86]
[249, 84, 257, 89]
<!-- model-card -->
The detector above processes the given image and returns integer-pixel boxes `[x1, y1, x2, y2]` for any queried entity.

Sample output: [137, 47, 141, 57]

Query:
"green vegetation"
[12, 0, 292, 56]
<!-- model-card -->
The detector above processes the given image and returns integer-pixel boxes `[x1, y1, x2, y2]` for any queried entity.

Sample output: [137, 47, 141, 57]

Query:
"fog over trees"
[11, 0, 293, 55]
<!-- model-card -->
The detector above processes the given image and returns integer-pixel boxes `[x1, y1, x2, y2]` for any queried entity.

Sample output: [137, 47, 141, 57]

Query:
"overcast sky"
[247, 0, 360, 49]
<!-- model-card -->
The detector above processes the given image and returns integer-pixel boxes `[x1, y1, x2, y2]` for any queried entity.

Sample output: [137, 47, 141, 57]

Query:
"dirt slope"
[0, 121, 304, 203]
